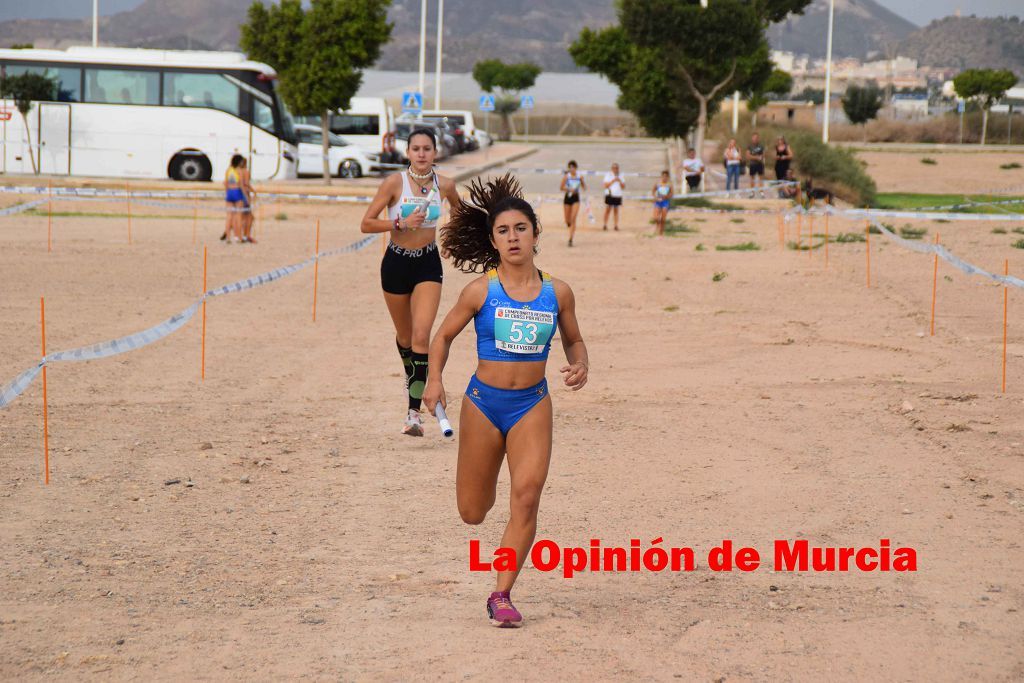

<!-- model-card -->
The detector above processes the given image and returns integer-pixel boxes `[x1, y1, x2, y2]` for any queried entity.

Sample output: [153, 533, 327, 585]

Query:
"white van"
[296, 96, 393, 156]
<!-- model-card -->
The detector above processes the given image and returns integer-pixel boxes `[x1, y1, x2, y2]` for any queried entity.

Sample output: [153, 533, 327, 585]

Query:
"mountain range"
[0, 0, 1019, 73]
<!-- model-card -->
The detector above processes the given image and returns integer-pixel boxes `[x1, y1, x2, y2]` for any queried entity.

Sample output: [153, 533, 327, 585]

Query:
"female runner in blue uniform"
[652, 170, 673, 236]
[361, 129, 462, 436]
[560, 160, 586, 247]
[423, 174, 589, 628]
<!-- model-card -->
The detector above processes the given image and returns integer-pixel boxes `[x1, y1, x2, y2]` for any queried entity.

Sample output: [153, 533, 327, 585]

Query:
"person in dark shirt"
[746, 132, 765, 198]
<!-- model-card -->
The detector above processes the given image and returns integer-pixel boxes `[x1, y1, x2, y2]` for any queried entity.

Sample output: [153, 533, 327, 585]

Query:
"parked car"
[422, 116, 468, 153]
[394, 120, 451, 161]
[294, 124, 380, 178]
[422, 109, 481, 151]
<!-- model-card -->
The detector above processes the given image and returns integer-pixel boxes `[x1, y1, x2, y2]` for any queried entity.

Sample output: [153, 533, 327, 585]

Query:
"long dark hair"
[442, 173, 540, 273]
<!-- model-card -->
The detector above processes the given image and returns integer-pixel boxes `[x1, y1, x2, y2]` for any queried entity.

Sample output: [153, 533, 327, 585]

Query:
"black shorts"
[380, 241, 443, 295]
[685, 175, 701, 190]
[748, 162, 765, 177]
[604, 195, 622, 207]
[564, 192, 580, 206]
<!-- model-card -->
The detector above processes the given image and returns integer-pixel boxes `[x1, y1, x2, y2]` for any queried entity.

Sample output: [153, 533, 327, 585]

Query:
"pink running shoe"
[486, 591, 523, 628]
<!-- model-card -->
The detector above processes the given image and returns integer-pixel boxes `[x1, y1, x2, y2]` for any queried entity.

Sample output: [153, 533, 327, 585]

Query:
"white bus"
[0, 46, 298, 181]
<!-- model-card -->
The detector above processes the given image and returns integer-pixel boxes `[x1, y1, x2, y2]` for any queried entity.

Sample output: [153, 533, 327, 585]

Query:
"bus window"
[329, 113, 379, 136]
[253, 97, 276, 134]
[4, 63, 81, 102]
[85, 68, 159, 105]
[163, 71, 240, 115]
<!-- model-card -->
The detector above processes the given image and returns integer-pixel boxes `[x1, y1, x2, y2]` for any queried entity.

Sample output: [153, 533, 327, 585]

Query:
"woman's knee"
[458, 498, 493, 525]
[410, 328, 430, 350]
[509, 481, 543, 520]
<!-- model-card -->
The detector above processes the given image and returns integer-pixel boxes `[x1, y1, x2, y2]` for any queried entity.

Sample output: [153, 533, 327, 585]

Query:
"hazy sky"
[881, 0, 1022, 26]
[0, 0, 1020, 27]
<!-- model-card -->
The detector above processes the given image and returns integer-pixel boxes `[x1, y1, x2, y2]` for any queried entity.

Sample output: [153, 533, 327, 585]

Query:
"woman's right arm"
[360, 174, 401, 233]
[560, 174, 567, 192]
[423, 278, 486, 413]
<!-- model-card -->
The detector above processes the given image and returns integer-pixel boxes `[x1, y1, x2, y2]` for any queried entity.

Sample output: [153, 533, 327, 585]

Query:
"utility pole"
[822, 0, 835, 143]
[417, 0, 427, 97]
[434, 0, 444, 109]
[92, 0, 99, 47]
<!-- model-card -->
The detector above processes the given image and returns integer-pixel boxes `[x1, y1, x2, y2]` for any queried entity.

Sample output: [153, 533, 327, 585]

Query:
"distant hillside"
[768, 0, 917, 60]
[0, 0, 616, 71]
[899, 16, 1024, 73]
[0, 0, 932, 70]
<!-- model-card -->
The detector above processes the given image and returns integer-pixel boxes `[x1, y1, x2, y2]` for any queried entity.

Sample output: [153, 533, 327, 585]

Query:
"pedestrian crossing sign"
[402, 91, 423, 114]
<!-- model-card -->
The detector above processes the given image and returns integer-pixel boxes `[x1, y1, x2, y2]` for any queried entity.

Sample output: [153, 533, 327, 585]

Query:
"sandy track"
[0, 179, 1023, 680]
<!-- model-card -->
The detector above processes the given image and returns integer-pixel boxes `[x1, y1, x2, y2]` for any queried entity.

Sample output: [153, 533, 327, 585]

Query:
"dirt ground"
[856, 149, 1024, 195]
[1, 156, 1023, 681]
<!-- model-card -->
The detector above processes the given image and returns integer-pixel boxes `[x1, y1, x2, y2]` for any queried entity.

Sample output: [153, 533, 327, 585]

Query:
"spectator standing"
[724, 139, 742, 191]
[746, 132, 765, 197]
[682, 148, 704, 192]
[602, 162, 624, 231]
[774, 136, 793, 181]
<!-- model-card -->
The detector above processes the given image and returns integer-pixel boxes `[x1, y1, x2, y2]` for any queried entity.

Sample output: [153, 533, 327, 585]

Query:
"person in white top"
[602, 162, 625, 231]
[724, 138, 742, 191]
[360, 127, 462, 437]
[682, 148, 704, 193]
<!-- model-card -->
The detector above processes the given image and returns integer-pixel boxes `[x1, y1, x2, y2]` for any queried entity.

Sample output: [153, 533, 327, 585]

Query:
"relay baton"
[434, 403, 454, 438]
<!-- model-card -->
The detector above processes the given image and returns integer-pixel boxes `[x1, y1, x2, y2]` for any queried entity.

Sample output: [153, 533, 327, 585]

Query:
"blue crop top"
[475, 269, 559, 362]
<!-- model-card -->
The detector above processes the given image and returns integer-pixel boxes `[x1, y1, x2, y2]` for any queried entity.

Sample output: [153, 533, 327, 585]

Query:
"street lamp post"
[434, 0, 444, 109]
[822, 0, 835, 143]
[92, 0, 99, 47]
[417, 0, 426, 97]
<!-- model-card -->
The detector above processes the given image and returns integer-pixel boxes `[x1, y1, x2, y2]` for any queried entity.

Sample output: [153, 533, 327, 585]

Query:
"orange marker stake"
[1003, 259, 1009, 393]
[192, 195, 198, 246]
[47, 179, 53, 252]
[824, 212, 830, 268]
[126, 181, 132, 245]
[808, 214, 815, 259]
[312, 220, 321, 322]
[41, 296, 50, 485]
[930, 233, 939, 336]
[865, 220, 871, 288]
[201, 246, 207, 380]
[797, 213, 802, 252]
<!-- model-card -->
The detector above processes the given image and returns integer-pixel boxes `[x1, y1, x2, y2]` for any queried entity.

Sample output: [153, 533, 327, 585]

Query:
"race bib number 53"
[494, 307, 555, 354]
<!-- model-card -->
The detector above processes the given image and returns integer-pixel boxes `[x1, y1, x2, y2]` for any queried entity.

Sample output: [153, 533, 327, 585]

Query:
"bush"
[1012, 239, 1024, 250]
[1001, 162, 1022, 170]
[715, 241, 760, 251]
[786, 130, 877, 206]
[920, 157, 937, 165]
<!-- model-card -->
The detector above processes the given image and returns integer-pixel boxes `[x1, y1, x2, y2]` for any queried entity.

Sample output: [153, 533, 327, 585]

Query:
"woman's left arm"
[439, 175, 461, 209]
[554, 279, 588, 390]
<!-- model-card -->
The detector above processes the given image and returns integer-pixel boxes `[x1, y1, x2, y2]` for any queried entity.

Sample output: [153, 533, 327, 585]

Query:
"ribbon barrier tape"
[0, 233, 379, 410]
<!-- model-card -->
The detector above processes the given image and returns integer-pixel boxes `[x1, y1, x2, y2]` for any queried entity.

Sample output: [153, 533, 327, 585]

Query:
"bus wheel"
[339, 160, 362, 178]
[170, 153, 212, 182]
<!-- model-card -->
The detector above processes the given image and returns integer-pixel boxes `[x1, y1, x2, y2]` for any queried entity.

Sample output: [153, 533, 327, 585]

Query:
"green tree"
[841, 82, 884, 140]
[0, 72, 57, 174]
[471, 59, 541, 141]
[747, 68, 793, 127]
[953, 68, 1018, 145]
[241, 0, 392, 184]
[570, 0, 811, 160]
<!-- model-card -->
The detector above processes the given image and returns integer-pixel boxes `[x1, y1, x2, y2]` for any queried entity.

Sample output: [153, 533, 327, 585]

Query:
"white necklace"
[408, 167, 434, 180]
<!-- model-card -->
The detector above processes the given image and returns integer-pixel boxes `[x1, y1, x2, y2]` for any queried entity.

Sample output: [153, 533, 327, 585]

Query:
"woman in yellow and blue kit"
[424, 174, 589, 628]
